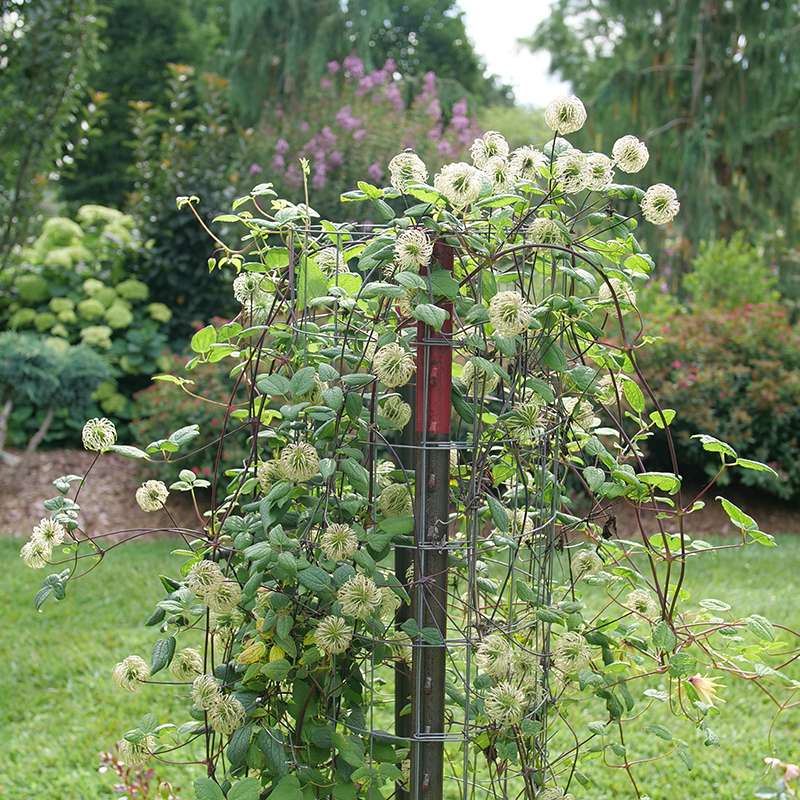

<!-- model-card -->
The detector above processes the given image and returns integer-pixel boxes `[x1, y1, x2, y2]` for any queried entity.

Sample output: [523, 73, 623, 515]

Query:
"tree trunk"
[26, 406, 55, 452]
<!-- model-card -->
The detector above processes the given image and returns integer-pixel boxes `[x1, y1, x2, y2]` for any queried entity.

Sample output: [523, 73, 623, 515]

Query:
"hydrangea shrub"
[21, 95, 799, 800]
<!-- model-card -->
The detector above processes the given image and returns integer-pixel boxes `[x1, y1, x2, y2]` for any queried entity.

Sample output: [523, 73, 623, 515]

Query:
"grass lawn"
[1, 535, 799, 799]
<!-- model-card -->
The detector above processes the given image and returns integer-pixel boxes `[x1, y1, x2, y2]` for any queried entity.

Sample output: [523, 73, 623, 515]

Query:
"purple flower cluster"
[261, 54, 480, 193]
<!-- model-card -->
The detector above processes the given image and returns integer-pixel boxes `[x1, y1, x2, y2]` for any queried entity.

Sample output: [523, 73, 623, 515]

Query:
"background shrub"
[0, 206, 172, 437]
[642, 302, 800, 499]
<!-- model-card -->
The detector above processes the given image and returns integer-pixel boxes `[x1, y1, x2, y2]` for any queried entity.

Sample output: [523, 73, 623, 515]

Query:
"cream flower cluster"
[488, 291, 532, 337]
[338, 573, 382, 620]
[19, 517, 66, 569]
[135, 480, 169, 512]
[319, 523, 358, 561]
[544, 95, 587, 134]
[82, 417, 117, 452]
[315, 246, 350, 278]
[379, 395, 412, 430]
[376, 483, 413, 517]
[186, 560, 242, 614]
[460, 358, 499, 397]
[314, 615, 353, 655]
[388, 151, 428, 192]
[112, 654, 150, 692]
[394, 228, 432, 273]
[373, 342, 415, 388]
[280, 442, 320, 482]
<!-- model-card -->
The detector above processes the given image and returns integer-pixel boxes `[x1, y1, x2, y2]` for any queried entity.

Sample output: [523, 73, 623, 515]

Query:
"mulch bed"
[0, 449, 198, 539]
[2, 449, 797, 540]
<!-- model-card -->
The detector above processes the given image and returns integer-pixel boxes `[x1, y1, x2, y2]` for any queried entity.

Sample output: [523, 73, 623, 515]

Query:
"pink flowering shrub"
[252, 55, 481, 213]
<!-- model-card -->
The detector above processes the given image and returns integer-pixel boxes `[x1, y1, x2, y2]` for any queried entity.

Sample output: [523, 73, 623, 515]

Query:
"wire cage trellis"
[23, 123, 794, 800]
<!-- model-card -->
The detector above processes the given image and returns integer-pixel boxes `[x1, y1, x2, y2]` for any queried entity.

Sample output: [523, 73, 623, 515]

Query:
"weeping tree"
[227, 0, 508, 125]
[524, 0, 800, 276]
[0, 0, 102, 268]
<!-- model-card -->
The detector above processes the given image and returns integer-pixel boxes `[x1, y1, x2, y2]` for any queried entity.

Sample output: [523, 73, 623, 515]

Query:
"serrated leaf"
[652, 621, 676, 652]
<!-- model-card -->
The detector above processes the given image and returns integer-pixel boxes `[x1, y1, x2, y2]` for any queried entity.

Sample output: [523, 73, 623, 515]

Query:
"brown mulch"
[2, 449, 798, 540]
[0, 449, 198, 539]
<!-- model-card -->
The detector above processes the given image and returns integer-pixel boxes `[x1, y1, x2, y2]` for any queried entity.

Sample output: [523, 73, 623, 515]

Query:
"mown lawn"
[1, 536, 799, 799]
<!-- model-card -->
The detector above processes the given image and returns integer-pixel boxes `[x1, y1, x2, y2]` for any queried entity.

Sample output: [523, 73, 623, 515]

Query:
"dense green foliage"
[60, 0, 225, 207]
[526, 0, 800, 274]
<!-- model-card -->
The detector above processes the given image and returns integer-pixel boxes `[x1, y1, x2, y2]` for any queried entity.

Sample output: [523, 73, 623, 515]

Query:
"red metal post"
[411, 241, 453, 800]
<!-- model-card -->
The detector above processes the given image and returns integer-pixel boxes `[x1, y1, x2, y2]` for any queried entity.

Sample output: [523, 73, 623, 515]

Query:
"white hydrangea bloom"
[388, 151, 428, 192]
[338, 573, 382, 620]
[314, 615, 353, 655]
[171, 647, 204, 681]
[394, 228, 433, 273]
[372, 342, 415, 388]
[207, 693, 246, 735]
[612, 134, 649, 173]
[192, 674, 222, 710]
[553, 149, 591, 194]
[112, 655, 150, 692]
[31, 517, 65, 547]
[433, 162, 483, 208]
[641, 183, 680, 224]
[320, 523, 358, 561]
[586, 153, 615, 191]
[484, 681, 526, 726]
[135, 480, 169, 512]
[379, 395, 412, 430]
[20, 538, 51, 569]
[509, 146, 547, 180]
[470, 130, 509, 168]
[280, 442, 320, 482]
[488, 291, 532, 337]
[82, 417, 117, 452]
[544, 95, 587, 134]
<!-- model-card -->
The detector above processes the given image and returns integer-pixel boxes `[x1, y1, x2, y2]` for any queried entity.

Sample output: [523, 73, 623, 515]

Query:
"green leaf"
[486, 495, 508, 531]
[622, 379, 645, 413]
[229, 777, 262, 800]
[413, 303, 448, 331]
[227, 723, 253, 768]
[194, 777, 225, 800]
[649, 409, 676, 429]
[270, 775, 303, 800]
[746, 614, 775, 641]
[108, 445, 150, 460]
[290, 366, 317, 398]
[639, 472, 681, 493]
[645, 723, 673, 741]
[540, 339, 566, 372]
[583, 466, 605, 492]
[256, 728, 288, 777]
[692, 434, 737, 459]
[191, 325, 217, 354]
[735, 458, 778, 478]
[527, 377, 555, 404]
[258, 374, 291, 396]
[298, 566, 332, 595]
[716, 496, 757, 531]
[297, 257, 328, 310]
[652, 622, 676, 652]
[151, 636, 176, 675]
[428, 269, 460, 299]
